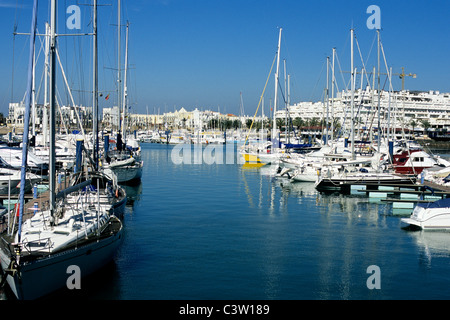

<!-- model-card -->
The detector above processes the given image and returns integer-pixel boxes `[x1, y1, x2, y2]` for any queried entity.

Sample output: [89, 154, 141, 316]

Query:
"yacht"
[402, 198, 450, 230]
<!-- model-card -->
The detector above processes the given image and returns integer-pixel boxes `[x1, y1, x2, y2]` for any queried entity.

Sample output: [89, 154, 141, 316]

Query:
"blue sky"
[0, 0, 449, 117]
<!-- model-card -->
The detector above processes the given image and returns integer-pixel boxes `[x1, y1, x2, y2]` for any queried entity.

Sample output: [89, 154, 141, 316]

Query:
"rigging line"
[55, 48, 86, 138]
[244, 53, 277, 145]
[380, 41, 394, 92]
[308, 58, 326, 102]
[355, 36, 372, 88]
[364, 33, 377, 73]
[334, 51, 347, 92]
[280, 30, 299, 101]
[277, 78, 286, 105]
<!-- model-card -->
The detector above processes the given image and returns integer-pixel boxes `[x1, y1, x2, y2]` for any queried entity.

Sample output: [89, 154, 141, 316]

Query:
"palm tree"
[293, 117, 304, 129]
[420, 119, 431, 134]
[309, 117, 319, 127]
[276, 118, 285, 131]
[232, 119, 242, 129]
[410, 119, 417, 135]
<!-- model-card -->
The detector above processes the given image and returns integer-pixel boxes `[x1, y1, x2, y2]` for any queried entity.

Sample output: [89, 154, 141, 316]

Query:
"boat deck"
[0, 179, 69, 235]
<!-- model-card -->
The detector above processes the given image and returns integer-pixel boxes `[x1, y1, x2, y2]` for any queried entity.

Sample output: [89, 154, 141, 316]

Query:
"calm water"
[2, 144, 450, 300]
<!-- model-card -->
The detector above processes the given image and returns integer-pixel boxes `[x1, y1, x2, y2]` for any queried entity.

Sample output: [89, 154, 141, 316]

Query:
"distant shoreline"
[1, 125, 449, 151]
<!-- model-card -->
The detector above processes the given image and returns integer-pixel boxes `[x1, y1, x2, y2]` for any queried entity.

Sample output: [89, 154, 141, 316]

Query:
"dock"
[351, 180, 450, 212]
[0, 180, 67, 234]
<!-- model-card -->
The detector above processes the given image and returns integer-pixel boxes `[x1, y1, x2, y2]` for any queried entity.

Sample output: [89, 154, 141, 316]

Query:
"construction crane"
[342, 67, 416, 91]
[397, 67, 417, 91]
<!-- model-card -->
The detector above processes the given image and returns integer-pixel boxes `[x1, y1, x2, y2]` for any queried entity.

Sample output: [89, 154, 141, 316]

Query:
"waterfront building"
[8, 102, 92, 132]
[275, 89, 450, 137]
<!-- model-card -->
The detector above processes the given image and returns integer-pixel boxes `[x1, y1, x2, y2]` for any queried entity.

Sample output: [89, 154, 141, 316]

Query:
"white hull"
[402, 200, 450, 230]
[104, 161, 143, 183]
[291, 173, 319, 182]
[0, 176, 41, 195]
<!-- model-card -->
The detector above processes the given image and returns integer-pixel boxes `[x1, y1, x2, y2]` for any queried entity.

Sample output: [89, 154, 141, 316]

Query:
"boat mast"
[271, 27, 282, 146]
[331, 47, 335, 143]
[350, 28, 355, 160]
[93, 0, 98, 170]
[43, 22, 49, 147]
[377, 29, 381, 151]
[121, 21, 129, 141]
[49, 0, 57, 219]
[117, 0, 122, 132]
[325, 56, 329, 145]
[17, 0, 39, 243]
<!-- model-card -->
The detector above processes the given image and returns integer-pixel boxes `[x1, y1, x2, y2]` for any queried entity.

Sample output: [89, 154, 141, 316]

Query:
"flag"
[105, 94, 110, 100]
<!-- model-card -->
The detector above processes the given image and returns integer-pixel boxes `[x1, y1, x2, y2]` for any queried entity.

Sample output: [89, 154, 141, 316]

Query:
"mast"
[17, 0, 39, 242]
[350, 28, 355, 160]
[287, 73, 290, 144]
[121, 21, 129, 140]
[325, 56, 329, 145]
[377, 29, 381, 151]
[284, 59, 287, 144]
[117, 0, 122, 131]
[93, 0, 99, 170]
[331, 47, 335, 142]
[32, 47, 36, 136]
[43, 22, 49, 147]
[49, 0, 57, 219]
[271, 27, 282, 145]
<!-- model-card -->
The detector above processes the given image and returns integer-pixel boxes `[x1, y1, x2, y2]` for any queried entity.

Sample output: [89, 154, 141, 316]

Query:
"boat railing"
[20, 236, 53, 255]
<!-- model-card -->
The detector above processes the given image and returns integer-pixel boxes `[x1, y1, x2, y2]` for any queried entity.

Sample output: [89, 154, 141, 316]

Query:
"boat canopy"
[417, 197, 450, 209]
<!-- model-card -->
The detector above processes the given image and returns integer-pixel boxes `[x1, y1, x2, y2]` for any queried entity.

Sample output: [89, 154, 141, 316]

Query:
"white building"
[275, 89, 450, 134]
[8, 102, 92, 131]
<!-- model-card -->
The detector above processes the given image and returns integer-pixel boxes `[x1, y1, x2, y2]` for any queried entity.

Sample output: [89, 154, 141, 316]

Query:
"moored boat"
[401, 198, 450, 230]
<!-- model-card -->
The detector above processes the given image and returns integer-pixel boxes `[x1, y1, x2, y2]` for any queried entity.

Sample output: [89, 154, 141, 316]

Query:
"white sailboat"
[240, 28, 284, 166]
[101, 14, 143, 184]
[0, 0, 123, 300]
[0, 167, 41, 195]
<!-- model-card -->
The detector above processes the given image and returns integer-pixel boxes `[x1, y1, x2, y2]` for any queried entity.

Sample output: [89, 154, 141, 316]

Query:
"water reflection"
[121, 182, 143, 207]
[406, 230, 450, 267]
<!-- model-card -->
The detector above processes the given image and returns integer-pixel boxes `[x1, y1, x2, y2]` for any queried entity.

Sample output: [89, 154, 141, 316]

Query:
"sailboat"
[313, 29, 419, 192]
[0, 167, 41, 195]
[101, 17, 143, 184]
[0, 0, 123, 300]
[240, 28, 284, 165]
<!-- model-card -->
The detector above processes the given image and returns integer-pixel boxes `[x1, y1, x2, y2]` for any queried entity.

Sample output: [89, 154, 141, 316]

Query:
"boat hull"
[0, 219, 123, 300]
[401, 202, 450, 230]
[104, 161, 143, 184]
[315, 174, 416, 192]
[241, 152, 279, 165]
[394, 165, 434, 175]
[0, 177, 41, 195]
[242, 152, 263, 164]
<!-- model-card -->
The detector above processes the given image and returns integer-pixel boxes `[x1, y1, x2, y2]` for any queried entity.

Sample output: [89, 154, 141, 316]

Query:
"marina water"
[2, 143, 450, 300]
